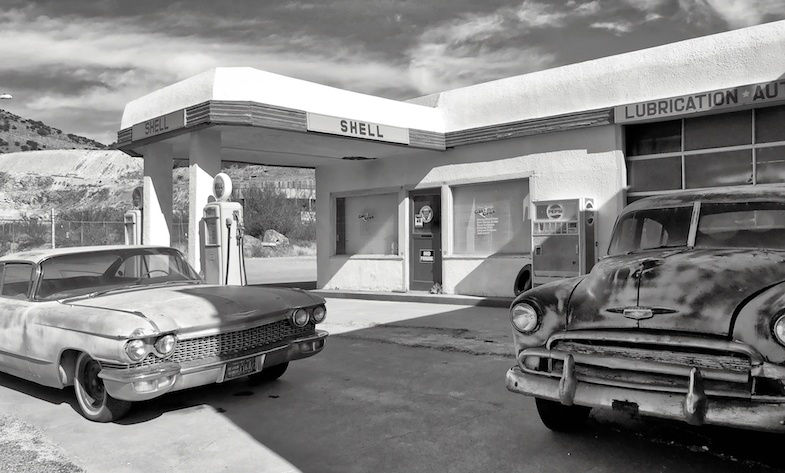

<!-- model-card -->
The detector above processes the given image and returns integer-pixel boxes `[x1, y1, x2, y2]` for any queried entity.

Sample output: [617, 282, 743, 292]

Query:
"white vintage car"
[0, 245, 327, 422]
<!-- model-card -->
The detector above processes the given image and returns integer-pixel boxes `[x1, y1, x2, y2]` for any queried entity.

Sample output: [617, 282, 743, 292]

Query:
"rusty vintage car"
[506, 186, 785, 432]
[0, 245, 327, 422]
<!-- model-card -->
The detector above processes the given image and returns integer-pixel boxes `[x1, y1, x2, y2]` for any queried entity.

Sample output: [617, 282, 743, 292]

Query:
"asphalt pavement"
[2, 257, 785, 472]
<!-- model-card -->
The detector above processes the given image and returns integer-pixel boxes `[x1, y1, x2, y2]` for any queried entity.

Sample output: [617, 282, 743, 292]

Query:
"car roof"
[0, 245, 176, 264]
[624, 185, 785, 213]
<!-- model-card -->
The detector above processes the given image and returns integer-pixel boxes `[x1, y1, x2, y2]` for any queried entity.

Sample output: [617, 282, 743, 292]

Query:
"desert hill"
[0, 149, 315, 221]
[0, 109, 107, 153]
[0, 108, 314, 221]
[0, 150, 142, 219]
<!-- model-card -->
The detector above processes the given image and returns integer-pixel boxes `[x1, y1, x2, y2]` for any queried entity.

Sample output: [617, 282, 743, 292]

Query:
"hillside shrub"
[0, 216, 49, 252]
[242, 185, 315, 242]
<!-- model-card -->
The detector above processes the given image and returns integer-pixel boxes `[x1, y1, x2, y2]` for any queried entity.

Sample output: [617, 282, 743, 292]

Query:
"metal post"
[51, 209, 56, 249]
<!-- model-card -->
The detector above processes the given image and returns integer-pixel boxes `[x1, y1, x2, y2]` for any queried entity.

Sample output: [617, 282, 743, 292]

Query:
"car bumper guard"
[506, 359, 785, 432]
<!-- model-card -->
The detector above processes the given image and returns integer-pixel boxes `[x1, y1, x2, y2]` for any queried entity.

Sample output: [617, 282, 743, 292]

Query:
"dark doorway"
[409, 189, 442, 291]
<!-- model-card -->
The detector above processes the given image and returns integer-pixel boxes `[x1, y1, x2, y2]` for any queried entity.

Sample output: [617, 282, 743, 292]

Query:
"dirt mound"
[0, 150, 143, 219]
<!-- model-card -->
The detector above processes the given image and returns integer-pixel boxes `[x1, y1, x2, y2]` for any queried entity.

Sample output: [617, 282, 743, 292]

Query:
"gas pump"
[531, 198, 597, 286]
[200, 173, 247, 285]
[124, 187, 143, 245]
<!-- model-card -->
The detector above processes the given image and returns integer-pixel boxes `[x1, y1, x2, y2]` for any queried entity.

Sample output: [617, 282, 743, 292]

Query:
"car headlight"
[291, 308, 309, 327]
[154, 334, 177, 356]
[773, 314, 785, 346]
[312, 305, 327, 324]
[511, 302, 540, 334]
[125, 339, 147, 361]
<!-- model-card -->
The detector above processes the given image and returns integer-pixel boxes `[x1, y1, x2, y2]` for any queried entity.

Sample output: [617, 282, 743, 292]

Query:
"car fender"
[510, 276, 585, 351]
[732, 282, 785, 364]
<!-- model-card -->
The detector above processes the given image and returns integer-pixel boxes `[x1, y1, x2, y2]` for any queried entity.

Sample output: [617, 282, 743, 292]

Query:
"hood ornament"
[607, 306, 678, 320]
[622, 307, 654, 320]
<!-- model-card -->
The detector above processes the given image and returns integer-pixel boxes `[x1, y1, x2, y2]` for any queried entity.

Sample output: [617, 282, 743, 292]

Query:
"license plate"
[224, 357, 258, 380]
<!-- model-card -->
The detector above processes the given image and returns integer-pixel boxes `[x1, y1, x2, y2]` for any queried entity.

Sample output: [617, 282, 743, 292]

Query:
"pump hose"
[225, 219, 232, 285]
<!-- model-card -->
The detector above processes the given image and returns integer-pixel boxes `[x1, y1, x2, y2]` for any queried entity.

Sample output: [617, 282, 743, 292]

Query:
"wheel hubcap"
[83, 360, 105, 406]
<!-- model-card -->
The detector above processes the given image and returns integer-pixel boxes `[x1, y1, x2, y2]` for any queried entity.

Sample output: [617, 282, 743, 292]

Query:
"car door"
[0, 262, 35, 377]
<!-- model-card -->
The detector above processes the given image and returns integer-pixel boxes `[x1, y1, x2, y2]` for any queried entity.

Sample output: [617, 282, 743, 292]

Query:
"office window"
[453, 179, 530, 255]
[336, 193, 398, 255]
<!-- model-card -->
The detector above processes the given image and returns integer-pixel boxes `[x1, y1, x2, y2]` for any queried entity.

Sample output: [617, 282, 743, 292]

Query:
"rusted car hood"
[569, 248, 785, 336]
[65, 284, 324, 335]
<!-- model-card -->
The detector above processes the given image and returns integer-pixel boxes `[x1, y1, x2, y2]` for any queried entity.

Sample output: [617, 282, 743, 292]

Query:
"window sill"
[331, 254, 403, 261]
[443, 254, 530, 260]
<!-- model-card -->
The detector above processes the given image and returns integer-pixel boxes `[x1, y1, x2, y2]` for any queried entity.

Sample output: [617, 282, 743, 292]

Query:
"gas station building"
[118, 20, 785, 297]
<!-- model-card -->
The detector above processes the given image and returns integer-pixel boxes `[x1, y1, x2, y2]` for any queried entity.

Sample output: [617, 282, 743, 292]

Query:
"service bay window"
[336, 193, 398, 255]
[452, 179, 530, 255]
[625, 104, 785, 200]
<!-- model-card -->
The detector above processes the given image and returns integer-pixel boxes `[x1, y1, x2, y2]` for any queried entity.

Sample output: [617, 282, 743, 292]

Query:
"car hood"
[568, 248, 785, 336]
[66, 284, 324, 336]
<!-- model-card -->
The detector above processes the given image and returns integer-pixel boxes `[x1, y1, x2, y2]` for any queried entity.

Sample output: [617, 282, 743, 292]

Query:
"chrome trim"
[517, 347, 749, 385]
[544, 331, 765, 364]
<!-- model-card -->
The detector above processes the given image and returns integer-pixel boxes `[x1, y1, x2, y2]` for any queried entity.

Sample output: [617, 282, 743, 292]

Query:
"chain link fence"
[0, 217, 189, 256]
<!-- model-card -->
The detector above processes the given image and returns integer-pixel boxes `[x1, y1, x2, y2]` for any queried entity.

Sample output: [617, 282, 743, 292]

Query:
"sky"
[1, 0, 785, 146]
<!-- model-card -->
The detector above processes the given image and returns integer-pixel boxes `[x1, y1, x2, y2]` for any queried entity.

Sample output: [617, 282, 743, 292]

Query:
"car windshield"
[36, 248, 201, 301]
[695, 202, 785, 250]
[608, 206, 692, 256]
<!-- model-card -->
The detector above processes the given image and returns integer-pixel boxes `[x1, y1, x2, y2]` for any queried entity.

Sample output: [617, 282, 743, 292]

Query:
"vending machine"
[201, 173, 247, 285]
[124, 187, 143, 245]
[531, 198, 597, 286]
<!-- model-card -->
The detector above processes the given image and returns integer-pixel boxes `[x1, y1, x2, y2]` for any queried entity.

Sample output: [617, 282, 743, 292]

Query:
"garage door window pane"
[756, 105, 785, 144]
[685, 149, 752, 188]
[756, 146, 785, 184]
[684, 111, 752, 151]
[625, 120, 681, 156]
[453, 180, 529, 255]
[338, 193, 398, 255]
[627, 157, 682, 192]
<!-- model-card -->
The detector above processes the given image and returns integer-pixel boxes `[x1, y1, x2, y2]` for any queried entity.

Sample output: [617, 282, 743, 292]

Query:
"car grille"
[551, 340, 751, 373]
[115, 319, 315, 369]
[540, 334, 759, 397]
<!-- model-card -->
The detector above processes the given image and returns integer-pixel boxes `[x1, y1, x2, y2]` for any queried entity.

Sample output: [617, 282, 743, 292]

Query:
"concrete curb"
[310, 289, 514, 308]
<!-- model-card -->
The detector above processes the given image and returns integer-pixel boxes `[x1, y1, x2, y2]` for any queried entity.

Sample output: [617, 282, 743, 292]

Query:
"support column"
[143, 143, 173, 247]
[188, 129, 221, 272]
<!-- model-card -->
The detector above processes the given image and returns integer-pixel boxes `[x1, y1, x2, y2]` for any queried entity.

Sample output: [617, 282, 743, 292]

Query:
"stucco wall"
[121, 67, 444, 132]
[316, 124, 624, 296]
[426, 19, 785, 131]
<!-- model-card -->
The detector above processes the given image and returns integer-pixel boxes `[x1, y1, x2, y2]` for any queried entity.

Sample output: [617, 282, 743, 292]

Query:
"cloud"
[0, 6, 418, 143]
[406, 5, 561, 94]
[591, 21, 634, 35]
[677, 0, 785, 28]
[704, 0, 785, 28]
[516, 1, 601, 28]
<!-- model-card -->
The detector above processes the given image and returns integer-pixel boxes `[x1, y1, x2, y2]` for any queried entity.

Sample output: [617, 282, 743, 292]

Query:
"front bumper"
[99, 330, 328, 401]
[506, 361, 785, 432]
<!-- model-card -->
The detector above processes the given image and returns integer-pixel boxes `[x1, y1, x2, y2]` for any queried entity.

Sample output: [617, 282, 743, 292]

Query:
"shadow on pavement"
[1, 301, 783, 472]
